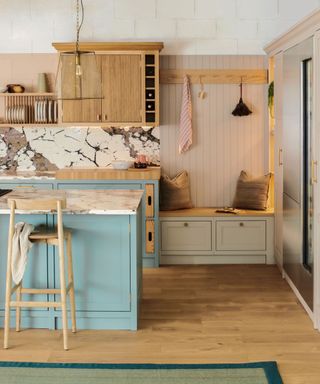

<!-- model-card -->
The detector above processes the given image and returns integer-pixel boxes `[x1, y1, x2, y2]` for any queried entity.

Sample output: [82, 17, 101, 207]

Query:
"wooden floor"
[1, 265, 320, 384]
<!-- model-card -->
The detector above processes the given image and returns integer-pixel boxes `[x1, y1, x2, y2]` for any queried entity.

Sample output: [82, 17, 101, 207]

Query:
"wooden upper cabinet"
[101, 55, 142, 123]
[61, 54, 102, 123]
[53, 42, 163, 126]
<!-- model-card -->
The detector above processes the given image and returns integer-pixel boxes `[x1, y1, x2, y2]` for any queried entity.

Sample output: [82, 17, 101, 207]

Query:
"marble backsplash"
[0, 127, 160, 171]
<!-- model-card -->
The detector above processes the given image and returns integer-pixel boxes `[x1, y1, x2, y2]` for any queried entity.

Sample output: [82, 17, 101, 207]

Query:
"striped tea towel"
[179, 75, 192, 154]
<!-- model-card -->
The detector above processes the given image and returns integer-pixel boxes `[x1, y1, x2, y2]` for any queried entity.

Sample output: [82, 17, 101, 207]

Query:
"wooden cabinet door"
[101, 55, 142, 123]
[61, 54, 102, 123]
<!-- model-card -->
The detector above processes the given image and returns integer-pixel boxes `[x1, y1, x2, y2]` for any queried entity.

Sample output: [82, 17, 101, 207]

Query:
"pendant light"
[56, 0, 103, 100]
[232, 79, 252, 117]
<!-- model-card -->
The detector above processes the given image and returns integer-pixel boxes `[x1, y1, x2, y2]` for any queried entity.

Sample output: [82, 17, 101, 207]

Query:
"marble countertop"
[0, 189, 144, 215]
[0, 171, 56, 180]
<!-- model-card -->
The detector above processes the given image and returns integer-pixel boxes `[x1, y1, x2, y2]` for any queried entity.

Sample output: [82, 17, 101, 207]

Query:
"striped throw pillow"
[233, 170, 271, 210]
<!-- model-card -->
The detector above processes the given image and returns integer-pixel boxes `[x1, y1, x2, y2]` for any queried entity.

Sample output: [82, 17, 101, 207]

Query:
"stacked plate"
[5, 99, 58, 124]
[34, 99, 58, 123]
[5, 105, 29, 124]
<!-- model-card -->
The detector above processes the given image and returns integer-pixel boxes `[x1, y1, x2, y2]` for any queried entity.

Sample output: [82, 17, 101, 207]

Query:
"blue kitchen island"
[0, 188, 143, 331]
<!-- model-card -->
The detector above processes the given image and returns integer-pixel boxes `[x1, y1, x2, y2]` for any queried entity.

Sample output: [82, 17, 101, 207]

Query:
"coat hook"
[198, 75, 207, 99]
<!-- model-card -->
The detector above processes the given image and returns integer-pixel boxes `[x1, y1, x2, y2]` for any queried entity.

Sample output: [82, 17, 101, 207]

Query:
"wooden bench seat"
[160, 207, 274, 217]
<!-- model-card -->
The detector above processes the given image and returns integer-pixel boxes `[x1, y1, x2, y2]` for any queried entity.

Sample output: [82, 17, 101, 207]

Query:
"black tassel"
[232, 82, 252, 117]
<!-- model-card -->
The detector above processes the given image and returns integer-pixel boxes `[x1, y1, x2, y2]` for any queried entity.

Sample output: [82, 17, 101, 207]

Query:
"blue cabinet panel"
[54, 214, 131, 312]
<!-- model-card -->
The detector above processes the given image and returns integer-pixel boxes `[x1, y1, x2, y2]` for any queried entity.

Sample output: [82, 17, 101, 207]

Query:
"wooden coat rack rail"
[159, 69, 268, 84]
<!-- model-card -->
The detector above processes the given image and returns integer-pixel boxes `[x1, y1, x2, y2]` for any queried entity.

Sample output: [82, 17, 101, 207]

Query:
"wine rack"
[144, 54, 158, 125]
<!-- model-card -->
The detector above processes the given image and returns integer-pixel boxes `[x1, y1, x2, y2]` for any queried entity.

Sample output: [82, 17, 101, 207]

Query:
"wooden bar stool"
[3, 197, 76, 350]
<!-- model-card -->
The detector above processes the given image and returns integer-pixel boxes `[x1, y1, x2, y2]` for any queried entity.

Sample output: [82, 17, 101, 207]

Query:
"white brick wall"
[135, 19, 176, 39]
[0, 0, 319, 54]
[177, 20, 216, 39]
[115, 0, 156, 19]
[217, 19, 258, 39]
[157, 0, 195, 18]
[196, 0, 237, 18]
[237, 0, 278, 19]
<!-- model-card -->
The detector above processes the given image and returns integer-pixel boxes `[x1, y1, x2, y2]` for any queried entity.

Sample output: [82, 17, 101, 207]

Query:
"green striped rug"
[0, 362, 283, 384]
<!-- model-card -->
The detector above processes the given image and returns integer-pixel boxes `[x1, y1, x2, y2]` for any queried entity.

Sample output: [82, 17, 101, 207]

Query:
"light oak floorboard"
[0, 265, 319, 384]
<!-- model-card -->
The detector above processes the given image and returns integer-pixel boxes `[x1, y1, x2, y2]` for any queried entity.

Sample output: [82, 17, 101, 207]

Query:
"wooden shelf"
[160, 69, 268, 84]
[0, 92, 55, 97]
[52, 42, 164, 52]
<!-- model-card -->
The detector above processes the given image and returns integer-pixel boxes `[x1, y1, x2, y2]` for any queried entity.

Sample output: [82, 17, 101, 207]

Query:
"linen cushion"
[160, 171, 193, 211]
[232, 170, 271, 210]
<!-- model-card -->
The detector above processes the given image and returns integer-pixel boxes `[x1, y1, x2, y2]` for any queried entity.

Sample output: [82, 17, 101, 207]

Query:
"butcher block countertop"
[0, 167, 161, 181]
[55, 167, 161, 180]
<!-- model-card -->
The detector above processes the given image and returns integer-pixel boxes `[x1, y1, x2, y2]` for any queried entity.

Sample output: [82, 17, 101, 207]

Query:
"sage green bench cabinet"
[160, 213, 274, 265]
[161, 220, 212, 252]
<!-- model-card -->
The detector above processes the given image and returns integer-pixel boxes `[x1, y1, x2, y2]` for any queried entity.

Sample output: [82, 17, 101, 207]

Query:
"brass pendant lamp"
[56, 0, 103, 100]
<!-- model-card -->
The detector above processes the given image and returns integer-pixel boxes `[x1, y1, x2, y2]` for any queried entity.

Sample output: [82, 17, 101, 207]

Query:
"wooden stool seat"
[3, 197, 76, 351]
[29, 228, 71, 241]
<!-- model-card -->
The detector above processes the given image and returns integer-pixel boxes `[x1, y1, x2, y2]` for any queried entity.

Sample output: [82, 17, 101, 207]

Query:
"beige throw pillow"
[233, 170, 271, 210]
[160, 171, 193, 211]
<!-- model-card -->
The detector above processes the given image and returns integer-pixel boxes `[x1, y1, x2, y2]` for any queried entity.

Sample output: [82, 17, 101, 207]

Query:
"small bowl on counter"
[111, 160, 133, 170]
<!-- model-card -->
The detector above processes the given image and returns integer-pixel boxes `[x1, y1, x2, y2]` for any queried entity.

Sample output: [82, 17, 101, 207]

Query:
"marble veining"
[0, 170, 56, 180]
[0, 189, 143, 215]
[0, 126, 160, 171]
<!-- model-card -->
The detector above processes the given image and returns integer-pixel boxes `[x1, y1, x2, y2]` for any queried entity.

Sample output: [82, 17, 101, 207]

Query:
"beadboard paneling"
[160, 55, 268, 207]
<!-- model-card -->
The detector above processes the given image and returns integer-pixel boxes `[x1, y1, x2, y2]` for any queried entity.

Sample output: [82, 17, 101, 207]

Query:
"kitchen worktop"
[0, 189, 144, 215]
[0, 167, 161, 180]
[0, 171, 56, 180]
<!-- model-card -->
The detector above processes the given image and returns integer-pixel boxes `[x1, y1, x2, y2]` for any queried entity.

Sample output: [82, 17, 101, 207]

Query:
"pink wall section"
[0, 54, 58, 92]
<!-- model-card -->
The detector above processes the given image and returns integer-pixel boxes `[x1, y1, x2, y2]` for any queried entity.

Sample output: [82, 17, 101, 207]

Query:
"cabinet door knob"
[96, 114, 101, 121]
[239, 222, 244, 227]
[184, 222, 189, 227]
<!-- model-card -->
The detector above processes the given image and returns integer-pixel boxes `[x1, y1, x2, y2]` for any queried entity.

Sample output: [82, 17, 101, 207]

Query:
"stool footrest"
[21, 288, 61, 295]
[10, 301, 61, 308]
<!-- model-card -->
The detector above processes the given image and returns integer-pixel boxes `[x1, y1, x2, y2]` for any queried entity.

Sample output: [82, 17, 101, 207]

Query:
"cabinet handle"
[184, 222, 189, 227]
[312, 160, 318, 184]
[239, 222, 244, 227]
[278, 148, 283, 166]
[96, 114, 101, 121]
[104, 114, 107, 121]
[148, 196, 152, 206]
[148, 232, 153, 241]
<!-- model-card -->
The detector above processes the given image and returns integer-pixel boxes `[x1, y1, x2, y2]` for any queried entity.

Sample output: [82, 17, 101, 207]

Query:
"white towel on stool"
[179, 75, 192, 154]
[11, 222, 34, 285]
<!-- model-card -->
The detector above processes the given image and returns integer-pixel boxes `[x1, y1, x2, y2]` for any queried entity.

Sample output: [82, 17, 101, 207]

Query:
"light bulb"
[75, 53, 82, 76]
[76, 63, 82, 76]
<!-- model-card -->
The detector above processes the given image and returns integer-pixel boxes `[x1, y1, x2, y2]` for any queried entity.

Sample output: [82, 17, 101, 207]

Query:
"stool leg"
[3, 260, 12, 349]
[4, 203, 15, 349]
[16, 282, 22, 332]
[58, 245, 68, 351]
[67, 233, 76, 333]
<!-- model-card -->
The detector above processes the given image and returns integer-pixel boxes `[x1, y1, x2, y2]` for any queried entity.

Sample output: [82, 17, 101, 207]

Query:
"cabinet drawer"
[145, 184, 154, 217]
[216, 220, 266, 251]
[146, 219, 155, 254]
[161, 221, 212, 252]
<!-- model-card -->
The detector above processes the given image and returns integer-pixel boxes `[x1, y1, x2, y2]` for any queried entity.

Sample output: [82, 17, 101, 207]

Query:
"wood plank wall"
[160, 55, 269, 207]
